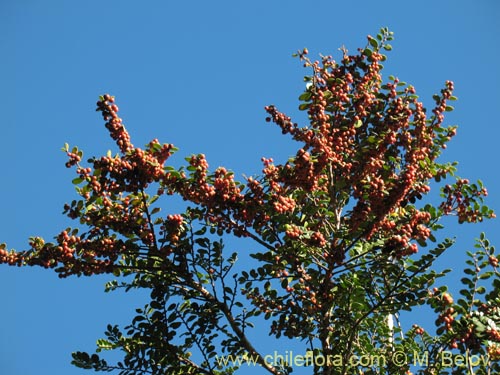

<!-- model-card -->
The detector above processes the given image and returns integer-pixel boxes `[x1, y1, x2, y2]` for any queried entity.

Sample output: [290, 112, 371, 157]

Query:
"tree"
[1, 28, 499, 375]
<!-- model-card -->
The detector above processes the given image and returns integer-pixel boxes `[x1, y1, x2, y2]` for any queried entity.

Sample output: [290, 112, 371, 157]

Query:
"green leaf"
[479, 271, 493, 279]
[369, 38, 378, 48]
[464, 268, 475, 276]
[459, 289, 472, 299]
[299, 92, 312, 101]
[445, 105, 454, 112]
[461, 277, 474, 287]
[457, 298, 469, 311]
[383, 44, 392, 51]
[96, 338, 114, 350]
[170, 322, 181, 329]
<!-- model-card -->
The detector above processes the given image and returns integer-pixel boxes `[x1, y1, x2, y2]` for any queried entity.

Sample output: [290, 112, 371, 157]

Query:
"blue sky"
[1, 1, 499, 374]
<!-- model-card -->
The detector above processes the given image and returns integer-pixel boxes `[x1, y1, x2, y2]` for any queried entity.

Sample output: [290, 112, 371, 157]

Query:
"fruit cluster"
[412, 324, 425, 336]
[440, 179, 495, 223]
[263, 41, 461, 258]
[96, 94, 132, 153]
[0, 245, 21, 266]
[161, 214, 184, 244]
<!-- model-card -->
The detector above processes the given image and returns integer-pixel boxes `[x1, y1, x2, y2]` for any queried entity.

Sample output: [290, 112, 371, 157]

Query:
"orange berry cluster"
[263, 42, 461, 258]
[440, 179, 495, 223]
[433, 292, 456, 333]
[96, 94, 132, 153]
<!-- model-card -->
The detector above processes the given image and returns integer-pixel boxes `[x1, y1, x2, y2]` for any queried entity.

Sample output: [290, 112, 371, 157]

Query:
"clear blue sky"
[1, 1, 499, 374]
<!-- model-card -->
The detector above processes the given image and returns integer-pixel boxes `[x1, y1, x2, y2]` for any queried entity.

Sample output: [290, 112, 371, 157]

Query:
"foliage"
[1, 28, 499, 375]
